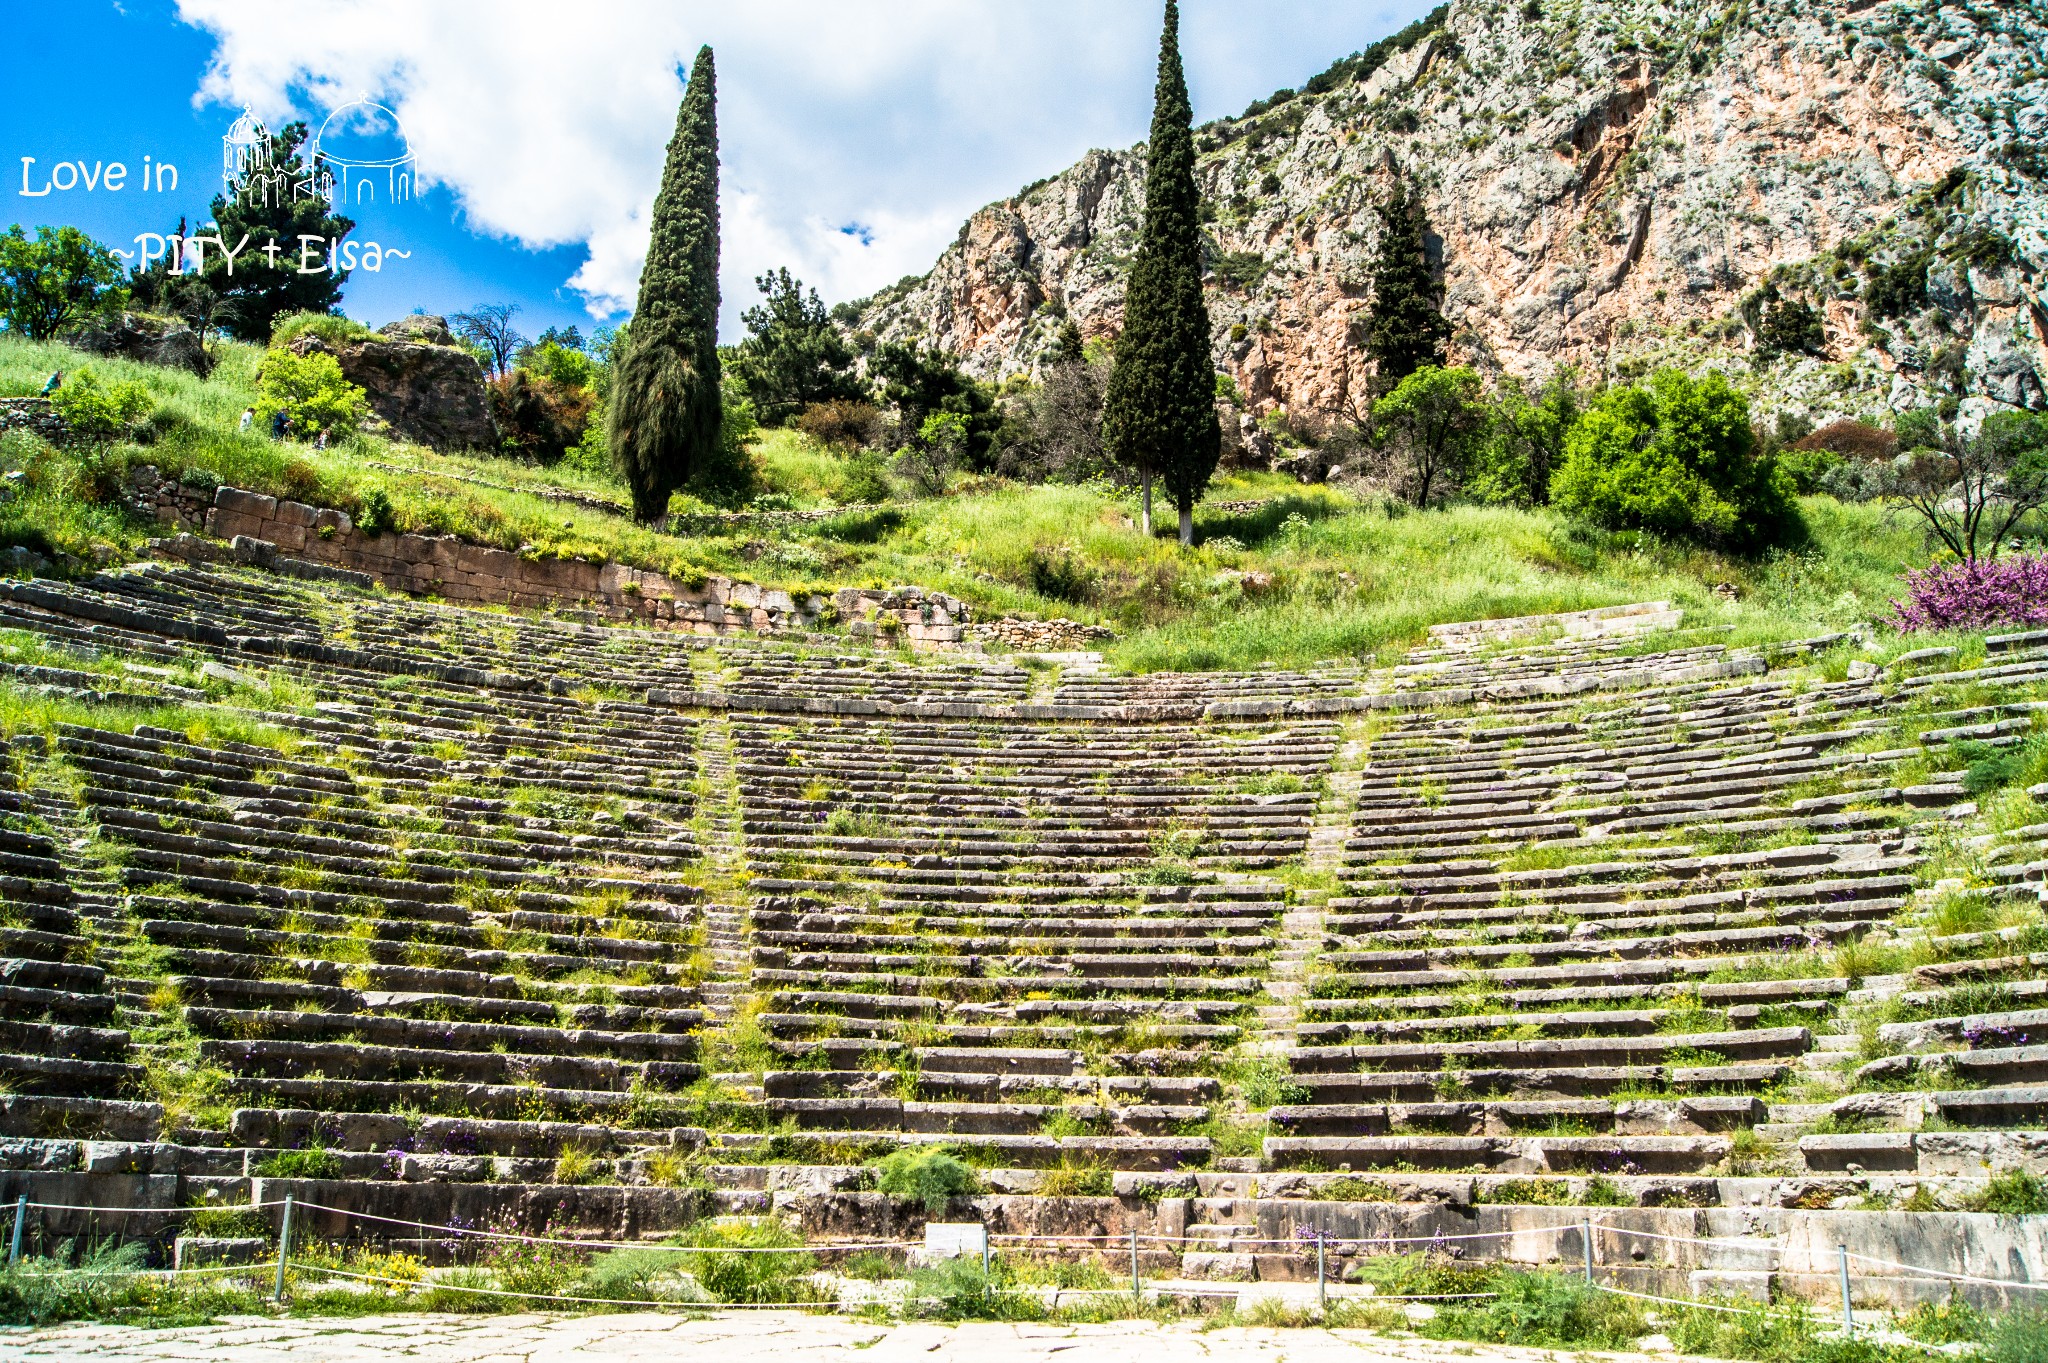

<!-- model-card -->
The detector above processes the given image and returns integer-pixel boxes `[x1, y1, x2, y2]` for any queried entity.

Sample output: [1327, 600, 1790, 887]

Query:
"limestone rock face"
[67, 313, 211, 377]
[854, 0, 2048, 427]
[287, 332, 497, 450]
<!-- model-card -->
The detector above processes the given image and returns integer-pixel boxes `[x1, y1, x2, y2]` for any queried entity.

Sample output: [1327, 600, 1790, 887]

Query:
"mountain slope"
[853, 0, 2048, 426]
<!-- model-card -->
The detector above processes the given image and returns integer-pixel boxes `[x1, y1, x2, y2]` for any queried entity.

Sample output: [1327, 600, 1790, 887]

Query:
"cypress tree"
[1102, 0, 1220, 546]
[1361, 173, 1449, 391]
[611, 46, 722, 524]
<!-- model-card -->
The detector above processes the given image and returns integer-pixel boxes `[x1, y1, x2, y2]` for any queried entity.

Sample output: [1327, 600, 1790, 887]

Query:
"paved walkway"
[1, 1313, 1681, 1363]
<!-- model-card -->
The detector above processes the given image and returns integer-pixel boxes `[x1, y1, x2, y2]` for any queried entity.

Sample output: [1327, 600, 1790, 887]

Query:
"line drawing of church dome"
[307, 94, 416, 208]
[221, 107, 274, 195]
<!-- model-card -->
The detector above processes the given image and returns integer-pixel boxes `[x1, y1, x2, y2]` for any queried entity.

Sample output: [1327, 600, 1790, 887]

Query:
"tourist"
[38, 371, 60, 396]
[239, 407, 254, 433]
[270, 410, 289, 440]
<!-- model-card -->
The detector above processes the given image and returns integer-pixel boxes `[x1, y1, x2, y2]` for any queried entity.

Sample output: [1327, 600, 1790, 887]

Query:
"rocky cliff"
[853, 0, 2048, 427]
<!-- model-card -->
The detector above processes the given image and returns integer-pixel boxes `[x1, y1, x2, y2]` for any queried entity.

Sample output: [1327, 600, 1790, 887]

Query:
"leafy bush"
[268, 311, 374, 349]
[796, 399, 883, 450]
[1986, 1310, 2048, 1363]
[1423, 1269, 1646, 1350]
[905, 1255, 1042, 1321]
[48, 368, 152, 439]
[356, 487, 395, 537]
[874, 1147, 978, 1211]
[1953, 735, 2048, 796]
[515, 339, 596, 391]
[669, 1219, 820, 1304]
[254, 348, 368, 440]
[1757, 291, 1827, 359]
[488, 370, 595, 463]
[837, 450, 894, 505]
[1024, 545, 1096, 605]
[255, 1147, 341, 1179]
[1797, 420, 1897, 460]
[1972, 1167, 2048, 1215]
[1550, 369, 1801, 553]
[1892, 554, 2048, 631]
[0, 1241, 261, 1327]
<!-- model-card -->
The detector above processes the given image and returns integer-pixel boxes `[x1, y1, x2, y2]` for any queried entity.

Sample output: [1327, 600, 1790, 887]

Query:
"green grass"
[0, 333, 1943, 674]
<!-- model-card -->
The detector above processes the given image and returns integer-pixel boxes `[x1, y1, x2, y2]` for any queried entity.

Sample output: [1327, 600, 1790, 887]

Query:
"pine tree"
[610, 46, 723, 524]
[1361, 173, 1449, 391]
[204, 123, 355, 341]
[1101, 0, 1220, 546]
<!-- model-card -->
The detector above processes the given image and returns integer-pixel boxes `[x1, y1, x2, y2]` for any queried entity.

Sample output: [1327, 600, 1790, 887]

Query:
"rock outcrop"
[288, 325, 497, 450]
[854, 0, 2048, 428]
[66, 313, 211, 377]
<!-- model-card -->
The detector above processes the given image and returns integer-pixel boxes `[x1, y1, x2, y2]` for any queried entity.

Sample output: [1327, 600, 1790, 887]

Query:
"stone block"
[214, 488, 277, 518]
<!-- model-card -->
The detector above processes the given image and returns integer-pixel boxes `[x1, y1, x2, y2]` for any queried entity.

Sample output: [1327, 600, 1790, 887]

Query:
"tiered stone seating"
[733, 711, 1337, 1169]
[0, 765, 140, 1101]
[1260, 620, 2042, 1196]
[2, 564, 2048, 1249]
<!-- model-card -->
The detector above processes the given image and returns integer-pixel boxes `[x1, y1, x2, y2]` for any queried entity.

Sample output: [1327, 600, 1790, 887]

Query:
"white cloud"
[175, 0, 1431, 336]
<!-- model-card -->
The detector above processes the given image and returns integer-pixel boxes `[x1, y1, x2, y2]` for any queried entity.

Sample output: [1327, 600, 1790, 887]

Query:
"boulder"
[66, 313, 211, 377]
[288, 333, 497, 450]
[378, 313, 460, 347]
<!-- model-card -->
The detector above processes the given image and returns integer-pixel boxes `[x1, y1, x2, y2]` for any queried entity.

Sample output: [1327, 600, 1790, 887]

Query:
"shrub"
[48, 368, 152, 440]
[268, 311, 374, 349]
[1971, 1167, 2048, 1215]
[254, 348, 368, 440]
[1024, 545, 1096, 605]
[514, 339, 596, 391]
[1550, 369, 1801, 553]
[356, 487, 395, 537]
[1423, 1269, 1646, 1351]
[488, 370, 595, 463]
[1986, 1310, 2048, 1363]
[1891, 554, 2048, 631]
[255, 1147, 341, 1179]
[796, 399, 883, 450]
[670, 1219, 819, 1304]
[873, 1147, 978, 1211]
[1797, 420, 1897, 460]
[1756, 291, 1827, 359]
[837, 450, 895, 505]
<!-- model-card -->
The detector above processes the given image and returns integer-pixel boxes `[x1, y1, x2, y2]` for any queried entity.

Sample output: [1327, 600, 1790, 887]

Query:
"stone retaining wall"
[0, 398, 66, 443]
[128, 468, 974, 644]
[972, 617, 1117, 652]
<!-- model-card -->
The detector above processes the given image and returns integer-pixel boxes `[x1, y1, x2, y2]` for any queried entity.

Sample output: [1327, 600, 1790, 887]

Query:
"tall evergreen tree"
[610, 46, 723, 523]
[1101, 0, 1220, 545]
[1361, 174, 1449, 391]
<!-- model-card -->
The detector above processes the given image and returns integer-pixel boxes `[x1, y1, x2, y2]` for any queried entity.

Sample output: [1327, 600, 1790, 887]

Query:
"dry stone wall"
[125, 467, 974, 645]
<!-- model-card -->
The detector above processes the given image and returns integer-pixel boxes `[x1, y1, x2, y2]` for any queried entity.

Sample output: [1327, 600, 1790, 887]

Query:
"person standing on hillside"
[240, 407, 254, 434]
[39, 371, 60, 396]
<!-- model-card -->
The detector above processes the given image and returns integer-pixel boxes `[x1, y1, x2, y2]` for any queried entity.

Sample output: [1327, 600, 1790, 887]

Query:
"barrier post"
[1130, 1226, 1140, 1298]
[7, 1195, 23, 1265]
[1838, 1244, 1853, 1332]
[274, 1195, 295, 1303]
[1583, 1220, 1594, 1283]
[1317, 1233, 1327, 1312]
[981, 1232, 990, 1280]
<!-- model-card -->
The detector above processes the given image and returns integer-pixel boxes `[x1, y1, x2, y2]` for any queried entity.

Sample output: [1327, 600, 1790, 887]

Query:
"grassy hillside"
[0, 334, 1939, 672]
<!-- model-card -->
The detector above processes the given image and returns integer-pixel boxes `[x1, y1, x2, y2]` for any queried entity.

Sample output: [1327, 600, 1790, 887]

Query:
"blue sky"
[2, 1, 1433, 343]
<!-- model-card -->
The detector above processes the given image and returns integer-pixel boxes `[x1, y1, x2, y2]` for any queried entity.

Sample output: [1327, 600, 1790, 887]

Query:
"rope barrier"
[15, 1192, 2048, 1314]
[281, 1200, 920, 1254]
[1840, 1251, 2048, 1293]
[1587, 1282, 1777, 1316]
